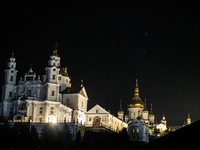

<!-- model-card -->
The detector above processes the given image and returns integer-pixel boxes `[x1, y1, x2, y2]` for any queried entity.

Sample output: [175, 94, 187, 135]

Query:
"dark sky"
[1, 1, 200, 126]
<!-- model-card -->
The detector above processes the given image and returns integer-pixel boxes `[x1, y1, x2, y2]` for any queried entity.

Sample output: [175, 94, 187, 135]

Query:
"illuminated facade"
[0, 51, 126, 133]
[85, 104, 127, 132]
[0, 51, 88, 124]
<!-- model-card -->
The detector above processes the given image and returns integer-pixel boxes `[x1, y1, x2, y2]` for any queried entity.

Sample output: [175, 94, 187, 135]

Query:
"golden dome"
[129, 79, 144, 108]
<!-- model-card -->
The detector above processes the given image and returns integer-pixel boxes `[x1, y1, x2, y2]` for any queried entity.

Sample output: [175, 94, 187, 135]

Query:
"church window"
[10, 76, 13, 81]
[52, 75, 55, 80]
[39, 118, 42, 123]
[11, 70, 14, 73]
[89, 117, 91, 121]
[40, 107, 43, 110]
[51, 107, 54, 110]
[59, 86, 61, 92]
[50, 111, 54, 114]
[9, 92, 12, 97]
[52, 90, 55, 96]
[39, 111, 42, 114]
[53, 63, 55, 66]
[96, 110, 98, 113]
[58, 76, 61, 80]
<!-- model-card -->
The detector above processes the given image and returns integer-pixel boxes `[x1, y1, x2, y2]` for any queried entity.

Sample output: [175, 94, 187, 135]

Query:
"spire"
[134, 79, 139, 96]
[188, 113, 190, 119]
[53, 42, 59, 56]
[143, 99, 148, 112]
[149, 103, 154, 116]
[118, 100, 124, 114]
[187, 113, 191, 125]
[28, 63, 34, 74]
[162, 113, 166, 120]
[12, 52, 14, 58]
[81, 79, 83, 87]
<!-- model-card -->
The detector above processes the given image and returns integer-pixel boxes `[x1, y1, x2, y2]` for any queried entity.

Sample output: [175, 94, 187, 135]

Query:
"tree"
[56, 123, 73, 150]
[39, 124, 57, 150]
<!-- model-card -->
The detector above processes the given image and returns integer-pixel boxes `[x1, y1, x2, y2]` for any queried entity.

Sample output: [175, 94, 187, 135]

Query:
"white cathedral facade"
[0, 51, 163, 139]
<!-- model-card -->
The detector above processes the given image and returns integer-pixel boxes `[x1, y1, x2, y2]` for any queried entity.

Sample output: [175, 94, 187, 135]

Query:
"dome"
[129, 97, 144, 108]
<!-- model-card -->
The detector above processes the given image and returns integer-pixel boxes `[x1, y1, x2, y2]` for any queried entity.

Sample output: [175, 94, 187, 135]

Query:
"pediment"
[87, 104, 108, 114]
[79, 87, 88, 99]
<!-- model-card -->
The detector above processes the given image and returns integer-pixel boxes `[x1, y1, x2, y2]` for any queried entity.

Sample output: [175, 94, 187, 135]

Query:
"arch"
[93, 116, 101, 127]
[48, 115, 56, 123]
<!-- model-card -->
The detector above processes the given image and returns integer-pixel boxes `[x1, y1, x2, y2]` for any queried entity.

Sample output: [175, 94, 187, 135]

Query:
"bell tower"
[2, 53, 18, 101]
[1, 53, 18, 118]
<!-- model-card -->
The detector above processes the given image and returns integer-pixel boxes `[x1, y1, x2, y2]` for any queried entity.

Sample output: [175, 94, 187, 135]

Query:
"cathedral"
[0, 50, 162, 137]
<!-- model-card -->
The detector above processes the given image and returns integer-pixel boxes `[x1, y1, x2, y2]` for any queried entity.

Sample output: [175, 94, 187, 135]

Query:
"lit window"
[133, 129, 135, 132]
[137, 129, 139, 132]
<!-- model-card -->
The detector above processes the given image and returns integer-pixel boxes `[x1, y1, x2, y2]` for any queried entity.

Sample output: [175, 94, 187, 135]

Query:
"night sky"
[1, 1, 200, 126]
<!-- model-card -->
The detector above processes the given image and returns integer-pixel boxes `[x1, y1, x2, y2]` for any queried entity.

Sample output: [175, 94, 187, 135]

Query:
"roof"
[61, 87, 83, 94]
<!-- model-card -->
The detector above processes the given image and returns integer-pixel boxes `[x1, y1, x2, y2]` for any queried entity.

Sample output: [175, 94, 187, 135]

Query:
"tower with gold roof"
[118, 100, 124, 120]
[149, 103, 155, 125]
[128, 79, 145, 120]
[187, 113, 191, 125]
[142, 99, 149, 124]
